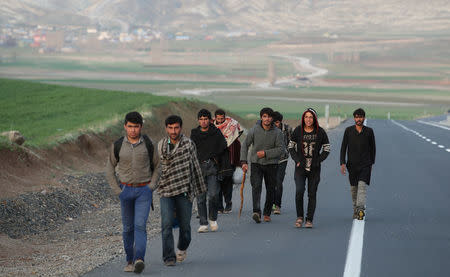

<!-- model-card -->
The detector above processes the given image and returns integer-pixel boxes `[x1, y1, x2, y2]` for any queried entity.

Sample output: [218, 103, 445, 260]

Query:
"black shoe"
[134, 259, 145, 273]
[164, 259, 176, 266]
[224, 203, 232, 214]
[252, 212, 261, 223]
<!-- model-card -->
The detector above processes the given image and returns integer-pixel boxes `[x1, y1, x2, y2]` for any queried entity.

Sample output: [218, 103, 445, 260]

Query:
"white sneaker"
[198, 225, 209, 233]
[176, 249, 187, 262]
[209, 220, 219, 232]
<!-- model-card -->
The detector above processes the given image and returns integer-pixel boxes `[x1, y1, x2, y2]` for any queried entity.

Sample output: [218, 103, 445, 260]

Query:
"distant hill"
[2, 0, 450, 34]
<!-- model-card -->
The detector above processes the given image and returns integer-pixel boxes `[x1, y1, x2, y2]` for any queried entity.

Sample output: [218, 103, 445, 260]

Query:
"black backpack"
[114, 134, 154, 172]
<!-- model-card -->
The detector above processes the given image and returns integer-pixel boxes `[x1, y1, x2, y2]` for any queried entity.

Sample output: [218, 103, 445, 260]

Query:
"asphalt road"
[85, 118, 450, 277]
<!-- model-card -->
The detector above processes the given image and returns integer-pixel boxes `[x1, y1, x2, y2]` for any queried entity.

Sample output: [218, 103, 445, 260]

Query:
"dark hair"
[124, 111, 143, 125]
[215, 109, 226, 117]
[165, 115, 183, 127]
[353, 108, 366, 117]
[259, 107, 274, 118]
[198, 109, 212, 119]
[272, 111, 283, 122]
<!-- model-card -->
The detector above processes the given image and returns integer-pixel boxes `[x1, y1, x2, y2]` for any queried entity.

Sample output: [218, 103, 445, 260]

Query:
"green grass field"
[202, 90, 447, 121]
[0, 79, 173, 147]
[0, 57, 295, 78]
[39, 79, 250, 93]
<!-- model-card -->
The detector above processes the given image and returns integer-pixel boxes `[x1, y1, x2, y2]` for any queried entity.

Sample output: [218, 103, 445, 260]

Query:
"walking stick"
[239, 171, 247, 219]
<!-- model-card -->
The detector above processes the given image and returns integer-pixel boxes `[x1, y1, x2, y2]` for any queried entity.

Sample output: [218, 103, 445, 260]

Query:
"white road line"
[417, 120, 450, 131]
[343, 219, 365, 277]
[391, 120, 449, 153]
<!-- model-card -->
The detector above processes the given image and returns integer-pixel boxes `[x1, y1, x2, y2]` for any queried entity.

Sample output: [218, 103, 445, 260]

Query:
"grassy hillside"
[0, 79, 173, 146]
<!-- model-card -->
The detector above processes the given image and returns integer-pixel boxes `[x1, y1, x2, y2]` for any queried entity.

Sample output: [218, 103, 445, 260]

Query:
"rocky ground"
[0, 173, 163, 277]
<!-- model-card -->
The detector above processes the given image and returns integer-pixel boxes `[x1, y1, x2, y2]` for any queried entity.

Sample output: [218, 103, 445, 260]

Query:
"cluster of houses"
[0, 23, 265, 53]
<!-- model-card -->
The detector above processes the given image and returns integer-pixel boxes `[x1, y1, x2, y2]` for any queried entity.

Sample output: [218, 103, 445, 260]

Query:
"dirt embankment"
[1, 100, 249, 199]
[0, 100, 252, 276]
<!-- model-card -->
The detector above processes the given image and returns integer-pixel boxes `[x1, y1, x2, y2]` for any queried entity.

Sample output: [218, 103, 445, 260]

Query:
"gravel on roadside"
[0, 173, 163, 277]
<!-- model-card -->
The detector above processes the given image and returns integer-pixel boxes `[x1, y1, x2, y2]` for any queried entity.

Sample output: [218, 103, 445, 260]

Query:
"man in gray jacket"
[241, 107, 284, 223]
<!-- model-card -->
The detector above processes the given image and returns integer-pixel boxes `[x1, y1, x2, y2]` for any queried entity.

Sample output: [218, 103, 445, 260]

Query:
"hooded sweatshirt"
[288, 108, 330, 171]
[240, 120, 284, 165]
[190, 123, 227, 163]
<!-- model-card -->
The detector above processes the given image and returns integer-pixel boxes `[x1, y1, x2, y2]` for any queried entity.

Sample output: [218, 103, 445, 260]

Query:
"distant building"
[175, 35, 190, 41]
[87, 28, 97, 34]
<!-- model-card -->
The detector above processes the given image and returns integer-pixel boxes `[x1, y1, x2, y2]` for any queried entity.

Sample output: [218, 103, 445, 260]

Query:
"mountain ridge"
[2, 0, 450, 34]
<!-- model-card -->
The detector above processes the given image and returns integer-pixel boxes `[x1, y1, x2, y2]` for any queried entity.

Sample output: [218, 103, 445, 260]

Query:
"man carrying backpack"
[106, 111, 156, 274]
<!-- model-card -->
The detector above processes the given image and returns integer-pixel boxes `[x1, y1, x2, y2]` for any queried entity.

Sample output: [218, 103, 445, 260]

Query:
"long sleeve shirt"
[106, 136, 156, 194]
[340, 125, 376, 169]
[240, 122, 284, 165]
[288, 126, 330, 170]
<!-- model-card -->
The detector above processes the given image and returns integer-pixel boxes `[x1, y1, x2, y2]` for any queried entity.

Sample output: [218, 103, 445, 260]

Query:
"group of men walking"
[106, 107, 376, 273]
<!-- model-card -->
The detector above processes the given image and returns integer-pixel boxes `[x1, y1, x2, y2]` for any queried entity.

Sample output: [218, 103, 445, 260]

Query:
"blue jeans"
[119, 185, 152, 263]
[160, 193, 193, 263]
[197, 174, 220, 225]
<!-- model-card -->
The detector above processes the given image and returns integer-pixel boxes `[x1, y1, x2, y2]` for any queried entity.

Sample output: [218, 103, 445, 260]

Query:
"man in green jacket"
[240, 107, 283, 223]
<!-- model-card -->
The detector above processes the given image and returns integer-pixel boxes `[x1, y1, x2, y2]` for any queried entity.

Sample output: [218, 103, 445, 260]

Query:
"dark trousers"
[160, 193, 192, 263]
[294, 167, 321, 222]
[217, 175, 233, 210]
[274, 161, 288, 207]
[250, 163, 278, 216]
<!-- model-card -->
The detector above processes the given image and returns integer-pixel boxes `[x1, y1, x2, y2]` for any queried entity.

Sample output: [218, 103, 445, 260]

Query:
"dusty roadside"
[0, 101, 252, 276]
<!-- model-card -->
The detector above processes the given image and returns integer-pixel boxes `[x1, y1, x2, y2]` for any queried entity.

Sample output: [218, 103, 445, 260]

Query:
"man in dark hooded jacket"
[191, 109, 227, 233]
[288, 108, 330, 228]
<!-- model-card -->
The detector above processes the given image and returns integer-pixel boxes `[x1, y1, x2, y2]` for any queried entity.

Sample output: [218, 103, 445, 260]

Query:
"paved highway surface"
[85, 118, 450, 277]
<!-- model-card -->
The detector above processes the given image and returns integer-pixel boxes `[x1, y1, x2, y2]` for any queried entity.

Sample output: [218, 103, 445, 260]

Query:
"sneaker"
[272, 204, 276, 211]
[304, 221, 313, 228]
[273, 206, 281, 215]
[133, 259, 145, 273]
[164, 259, 176, 266]
[218, 209, 224, 214]
[263, 215, 271, 222]
[224, 203, 232, 214]
[357, 209, 365, 220]
[176, 249, 187, 262]
[252, 212, 261, 223]
[198, 225, 209, 233]
[209, 220, 219, 232]
[123, 262, 134, 272]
